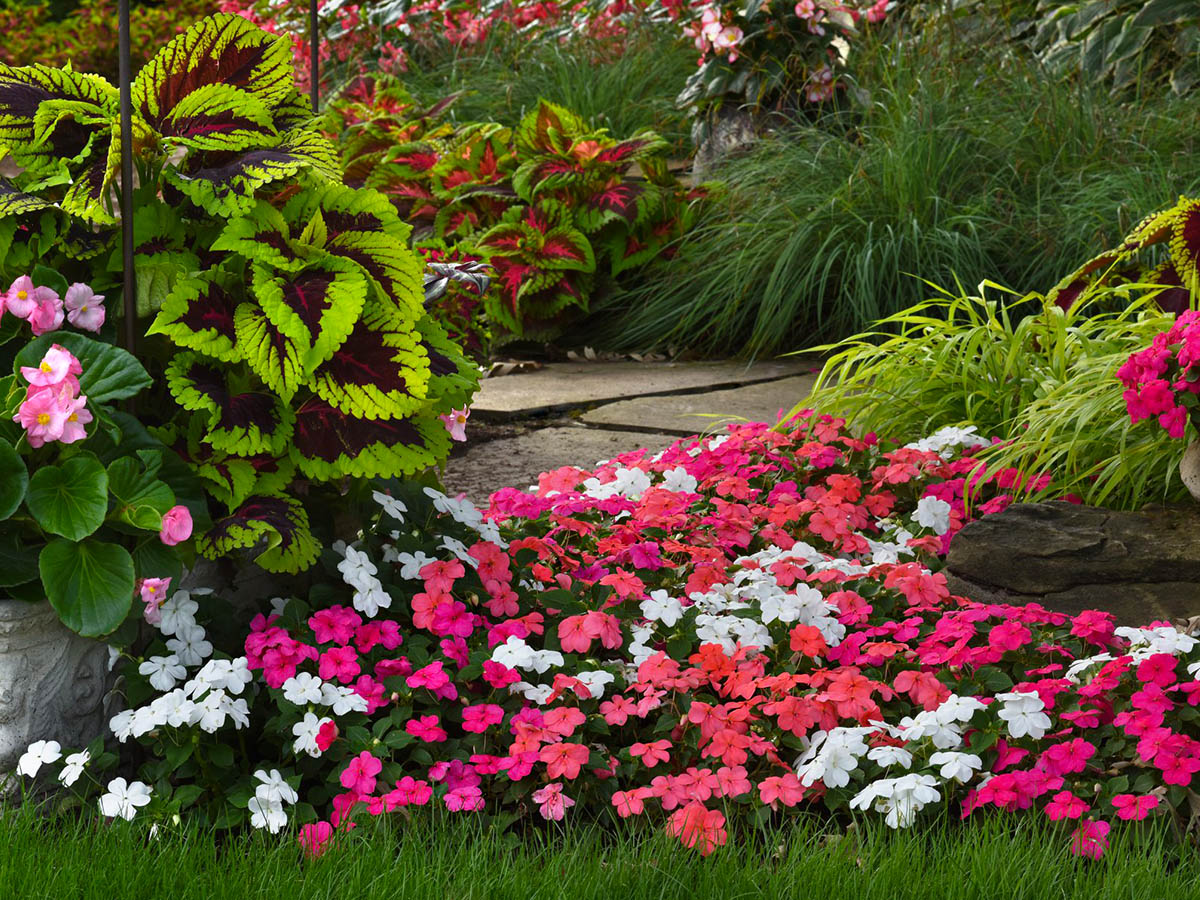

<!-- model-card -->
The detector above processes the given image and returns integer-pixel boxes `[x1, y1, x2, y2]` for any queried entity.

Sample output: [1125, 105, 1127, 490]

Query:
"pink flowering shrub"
[677, 0, 892, 137]
[1119, 310, 1200, 440]
[23, 415, 1200, 861]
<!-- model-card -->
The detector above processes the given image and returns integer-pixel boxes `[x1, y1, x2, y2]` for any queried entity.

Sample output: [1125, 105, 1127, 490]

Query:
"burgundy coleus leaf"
[252, 260, 368, 372]
[155, 83, 278, 152]
[234, 302, 306, 402]
[1146, 260, 1190, 315]
[205, 388, 295, 456]
[595, 137, 660, 165]
[0, 64, 116, 168]
[290, 397, 448, 480]
[132, 14, 293, 132]
[309, 319, 429, 419]
[1170, 198, 1200, 289]
[148, 274, 244, 363]
[515, 100, 587, 157]
[197, 492, 318, 574]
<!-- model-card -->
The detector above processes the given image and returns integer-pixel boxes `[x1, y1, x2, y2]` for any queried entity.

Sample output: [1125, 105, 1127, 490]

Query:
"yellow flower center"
[16, 289, 27, 300]
[68, 413, 78, 422]
[80, 304, 88, 312]
[36, 413, 50, 426]
[39, 361, 52, 373]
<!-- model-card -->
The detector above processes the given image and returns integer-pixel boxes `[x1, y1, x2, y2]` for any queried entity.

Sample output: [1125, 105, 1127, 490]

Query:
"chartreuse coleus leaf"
[196, 493, 318, 574]
[250, 257, 367, 374]
[131, 13, 293, 127]
[163, 353, 294, 456]
[290, 397, 449, 482]
[210, 201, 307, 272]
[148, 272, 245, 363]
[0, 63, 116, 177]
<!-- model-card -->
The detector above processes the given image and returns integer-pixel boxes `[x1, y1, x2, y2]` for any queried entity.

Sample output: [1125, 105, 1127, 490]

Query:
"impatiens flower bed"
[1120, 309, 1200, 439]
[18, 414, 1200, 861]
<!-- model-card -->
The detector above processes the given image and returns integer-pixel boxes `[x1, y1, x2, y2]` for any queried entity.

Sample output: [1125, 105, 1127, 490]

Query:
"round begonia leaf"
[39, 538, 134, 636]
[26, 453, 109, 540]
[0, 438, 28, 520]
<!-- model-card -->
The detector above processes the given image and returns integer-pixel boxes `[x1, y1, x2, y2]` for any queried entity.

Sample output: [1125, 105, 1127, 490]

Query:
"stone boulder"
[944, 501, 1200, 625]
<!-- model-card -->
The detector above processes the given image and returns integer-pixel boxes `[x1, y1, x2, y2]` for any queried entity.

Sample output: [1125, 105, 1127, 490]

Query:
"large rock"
[945, 501, 1200, 624]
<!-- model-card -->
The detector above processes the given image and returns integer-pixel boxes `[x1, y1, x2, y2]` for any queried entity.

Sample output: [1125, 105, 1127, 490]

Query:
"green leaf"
[39, 538, 134, 636]
[13, 331, 151, 405]
[31, 264, 69, 297]
[0, 530, 39, 587]
[106, 456, 174, 532]
[0, 438, 27, 519]
[26, 453, 109, 540]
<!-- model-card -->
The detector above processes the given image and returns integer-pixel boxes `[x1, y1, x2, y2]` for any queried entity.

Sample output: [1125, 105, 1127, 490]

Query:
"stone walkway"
[443, 358, 821, 503]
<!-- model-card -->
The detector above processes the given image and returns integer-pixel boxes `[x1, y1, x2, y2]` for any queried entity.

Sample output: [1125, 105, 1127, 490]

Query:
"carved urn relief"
[0, 600, 110, 791]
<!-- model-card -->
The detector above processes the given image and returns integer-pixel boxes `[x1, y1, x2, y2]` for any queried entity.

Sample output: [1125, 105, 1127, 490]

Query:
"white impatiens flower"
[395, 550, 436, 580]
[353, 579, 391, 619]
[491, 636, 536, 670]
[912, 497, 952, 536]
[372, 490, 408, 522]
[509, 681, 554, 704]
[575, 670, 615, 700]
[292, 712, 332, 757]
[995, 691, 1052, 740]
[58, 750, 90, 787]
[109, 709, 137, 743]
[660, 466, 698, 493]
[193, 657, 252, 696]
[282, 672, 325, 705]
[130, 706, 159, 739]
[338, 546, 378, 589]
[16, 740, 61, 778]
[933, 694, 988, 725]
[895, 711, 963, 750]
[153, 689, 199, 728]
[903, 425, 988, 456]
[640, 590, 684, 627]
[797, 727, 874, 788]
[98, 778, 152, 820]
[253, 769, 298, 805]
[139, 654, 186, 692]
[269, 596, 290, 618]
[320, 683, 368, 716]
[249, 789, 288, 833]
[867, 746, 913, 769]
[157, 590, 204, 637]
[851, 774, 941, 829]
[166, 623, 212, 667]
[929, 751, 983, 783]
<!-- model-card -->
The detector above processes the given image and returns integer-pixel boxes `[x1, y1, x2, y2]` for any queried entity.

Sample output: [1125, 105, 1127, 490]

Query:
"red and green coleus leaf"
[196, 493, 318, 574]
[196, 449, 295, 510]
[379, 140, 442, 178]
[283, 181, 412, 246]
[1168, 197, 1200, 291]
[290, 397, 449, 481]
[210, 201, 308, 272]
[515, 99, 588, 158]
[58, 125, 121, 224]
[594, 133, 669, 166]
[308, 319, 430, 419]
[148, 273, 244, 363]
[164, 128, 339, 218]
[132, 13, 293, 133]
[474, 205, 595, 273]
[574, 180, 663, 233]
[251, 259, 367, 373]
[0, 63, 116, 177]
[234, 303, 306, 403]
[415, 314, 480, 414]
[163, 352, 294, 456]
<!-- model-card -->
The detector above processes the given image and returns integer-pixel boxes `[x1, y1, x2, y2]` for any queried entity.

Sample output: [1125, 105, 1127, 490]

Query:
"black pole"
[310, 0, 319, 112]
[118, 0, 136, 353]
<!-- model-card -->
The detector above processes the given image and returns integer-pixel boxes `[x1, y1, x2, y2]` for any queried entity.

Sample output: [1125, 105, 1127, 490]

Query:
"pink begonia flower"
[298, 821, 334, 858]
[1112, 793, 1160, 821]
[57, 394, 92, 444]
[439, 407, 469, 441]
[63, 283, 105, 332]
[28, 292, 65, 336]
[159, 505, 194, 546]
[1069, 820, 1110, 860]
[533, 783, 575, 821]
[5, 275, 53, 320]
[139, 577, 172, 626]
[14, 386, 70, 446]
[19, 344, 80, 386]
[339, 751, 382, 794]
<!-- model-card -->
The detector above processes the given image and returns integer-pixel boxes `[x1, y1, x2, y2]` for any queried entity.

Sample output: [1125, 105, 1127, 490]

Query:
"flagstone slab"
[471, 359, 818, 421]
[580, 374, 819, 435]
[443, 426, 677, 505]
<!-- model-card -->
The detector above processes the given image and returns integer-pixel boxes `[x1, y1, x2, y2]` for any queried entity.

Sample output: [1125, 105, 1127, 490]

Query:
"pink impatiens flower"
[630, 739, 671, 768]
[339, 751, 382, 794]
[533, 782, 574, 821]
[63, 283, 105, 332]
[1069, 820, 1110, 860]
[1112, 793, 1160, 821]
[1044, 790, 1089, 821]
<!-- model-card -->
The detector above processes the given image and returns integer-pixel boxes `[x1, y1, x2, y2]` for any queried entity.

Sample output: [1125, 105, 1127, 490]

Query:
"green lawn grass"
[3, 805, 1198, 900]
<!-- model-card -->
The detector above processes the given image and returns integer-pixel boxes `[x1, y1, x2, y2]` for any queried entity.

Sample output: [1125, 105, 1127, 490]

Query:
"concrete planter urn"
[0, 599, 110, 791]
[1181, 441, 1200, 503]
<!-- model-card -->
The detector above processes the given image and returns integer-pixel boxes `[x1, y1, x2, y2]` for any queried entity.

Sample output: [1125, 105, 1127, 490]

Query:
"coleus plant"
[1047, 194, 1200, 313]
[0, 15, 479, 576]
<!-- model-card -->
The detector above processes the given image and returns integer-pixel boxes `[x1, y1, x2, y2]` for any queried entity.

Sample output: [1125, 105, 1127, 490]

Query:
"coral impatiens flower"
[667, 802, 727, 856]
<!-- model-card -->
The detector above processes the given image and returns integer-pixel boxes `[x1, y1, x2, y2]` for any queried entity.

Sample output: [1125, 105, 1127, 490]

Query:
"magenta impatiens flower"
[533, 782, 575, 821]
[1069, 820, 1110, 860]
[1112, 793, 1161, 821]
[339, 751, 381, 794]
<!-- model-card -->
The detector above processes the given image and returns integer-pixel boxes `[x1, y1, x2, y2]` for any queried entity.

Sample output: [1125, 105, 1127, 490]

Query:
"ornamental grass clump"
[20, 414, 1200, 861]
